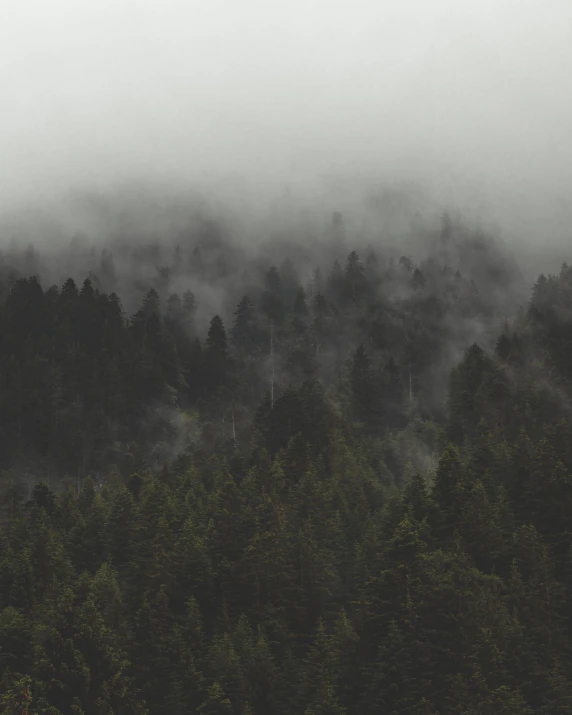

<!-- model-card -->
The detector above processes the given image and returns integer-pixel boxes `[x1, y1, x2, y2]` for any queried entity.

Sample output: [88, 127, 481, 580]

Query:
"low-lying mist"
[1, 0, 571, 267]
[1, 0, 571, 490]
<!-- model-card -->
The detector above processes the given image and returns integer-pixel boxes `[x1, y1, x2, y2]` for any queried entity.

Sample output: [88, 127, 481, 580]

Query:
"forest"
[1, 200, 572, 714]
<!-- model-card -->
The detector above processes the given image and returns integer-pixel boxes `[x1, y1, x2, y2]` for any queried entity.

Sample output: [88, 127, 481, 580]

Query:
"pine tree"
[294, 286, 309, 315]
[350, 345, 374, 426]
[198, 682, 234, 715]
[344, 251, 366, 304]
[204, 315, 231, 391]
[431, 445, 467, 541]
[384, 357, 404, 429]
[232, 296, 261, 356]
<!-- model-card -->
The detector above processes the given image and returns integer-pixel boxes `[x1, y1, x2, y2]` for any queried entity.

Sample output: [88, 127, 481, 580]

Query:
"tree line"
[2, 219, 572, 712]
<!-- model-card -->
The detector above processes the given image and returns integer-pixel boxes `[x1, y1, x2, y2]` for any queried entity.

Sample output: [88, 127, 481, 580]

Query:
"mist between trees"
[1, 187, 572, 713]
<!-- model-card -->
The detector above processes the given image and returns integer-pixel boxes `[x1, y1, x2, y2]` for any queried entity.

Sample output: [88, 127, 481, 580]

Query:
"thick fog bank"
[0, 175, 564, 292]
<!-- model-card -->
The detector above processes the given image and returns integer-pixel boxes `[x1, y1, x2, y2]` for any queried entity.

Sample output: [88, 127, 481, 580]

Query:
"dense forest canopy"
[1, 193, 572, 714]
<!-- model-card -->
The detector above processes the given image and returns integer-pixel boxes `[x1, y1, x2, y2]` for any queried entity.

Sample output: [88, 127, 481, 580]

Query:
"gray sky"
[1, 0, 571, 248]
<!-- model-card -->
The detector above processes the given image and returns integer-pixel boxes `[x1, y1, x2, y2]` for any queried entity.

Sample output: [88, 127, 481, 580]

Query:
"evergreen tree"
[231, 296, 261, 356]
[294, 286, 309, 315]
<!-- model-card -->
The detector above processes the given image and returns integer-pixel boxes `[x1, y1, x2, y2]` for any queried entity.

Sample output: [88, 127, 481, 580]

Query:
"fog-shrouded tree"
[0, 203, 572, 714]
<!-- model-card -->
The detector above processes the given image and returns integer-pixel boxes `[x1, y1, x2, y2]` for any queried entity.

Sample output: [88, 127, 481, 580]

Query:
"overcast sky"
[1, 0, 571, 247]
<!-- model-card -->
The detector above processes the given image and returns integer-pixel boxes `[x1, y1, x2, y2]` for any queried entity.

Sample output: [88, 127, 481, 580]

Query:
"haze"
[1, 0, 571, 261]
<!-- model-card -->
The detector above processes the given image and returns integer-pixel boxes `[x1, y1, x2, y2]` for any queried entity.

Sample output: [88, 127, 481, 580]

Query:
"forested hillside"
[1, 206, 572, 713]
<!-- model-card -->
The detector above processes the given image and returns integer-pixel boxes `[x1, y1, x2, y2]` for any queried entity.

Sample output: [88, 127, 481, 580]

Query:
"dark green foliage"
[204, 315, 232, 392]
[2, 224, 572, 713]
[231, 296, 262, 356]
[350, 345, 382, 432]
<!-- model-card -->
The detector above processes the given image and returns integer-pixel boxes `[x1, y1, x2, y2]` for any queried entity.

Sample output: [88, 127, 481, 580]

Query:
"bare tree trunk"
[270, 322, 275, 409]
[409, 363, 413, 404]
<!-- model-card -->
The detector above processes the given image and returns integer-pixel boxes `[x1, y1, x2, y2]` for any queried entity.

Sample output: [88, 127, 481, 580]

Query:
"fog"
[1, 0, 571, 269]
